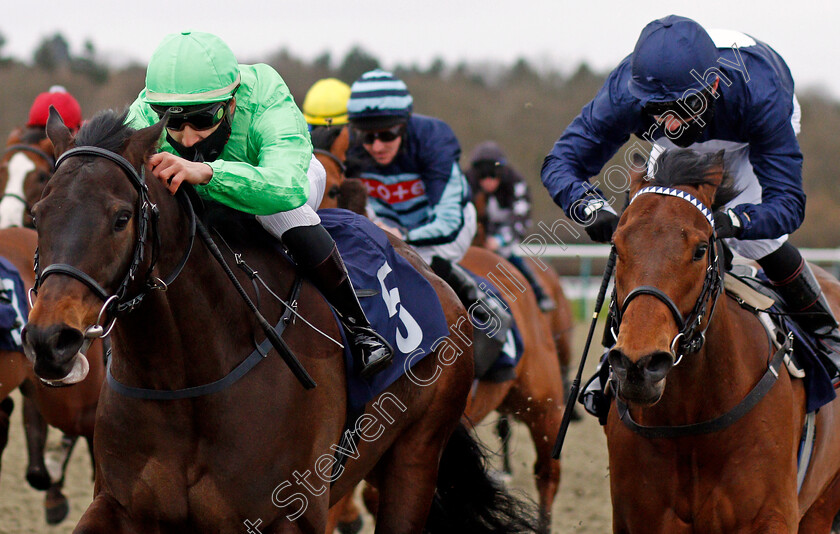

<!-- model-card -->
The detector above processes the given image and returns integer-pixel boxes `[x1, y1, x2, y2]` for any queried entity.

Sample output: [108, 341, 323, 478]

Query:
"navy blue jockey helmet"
[628, 15, 720, 106]
[347, 69, 413, 131]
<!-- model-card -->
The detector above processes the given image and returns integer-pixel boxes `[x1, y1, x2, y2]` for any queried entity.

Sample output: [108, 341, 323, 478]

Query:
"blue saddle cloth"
[319, 209, 451, 412]
[465, 270, 525, 375]
[0, 256, 28, 352]
[752, 271, 836, 412]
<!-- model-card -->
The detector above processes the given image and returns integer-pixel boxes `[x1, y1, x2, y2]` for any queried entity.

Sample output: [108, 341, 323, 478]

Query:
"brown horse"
[23, 108, 540, 533]
[471, 186, 577, 413]
[606, 149, 840, 533]
[0, 127, 55, 228]
[314, 128, 564, 532]
[0, 226, 103, 523]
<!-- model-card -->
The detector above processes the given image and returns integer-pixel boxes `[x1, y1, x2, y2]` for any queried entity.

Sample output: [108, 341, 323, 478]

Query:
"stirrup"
[346, 324, 394, 379]
[537, 295, 557, 312]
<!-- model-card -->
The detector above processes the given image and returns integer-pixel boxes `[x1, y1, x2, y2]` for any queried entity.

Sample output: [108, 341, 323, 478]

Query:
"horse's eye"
[38, 171, 51, 184]
[113, 211, 132, 232]
[692, 243, 708, 262]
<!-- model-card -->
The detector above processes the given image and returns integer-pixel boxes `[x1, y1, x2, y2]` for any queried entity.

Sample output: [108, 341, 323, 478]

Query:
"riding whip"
[194, 218, 317, 390]
[551, 246, 617, 459]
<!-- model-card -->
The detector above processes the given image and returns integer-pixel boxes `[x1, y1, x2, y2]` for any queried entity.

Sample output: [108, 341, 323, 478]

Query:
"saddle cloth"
[319, 209, 451, 412]
[465, 269, 525, 381]
[0, 256, 27, 352]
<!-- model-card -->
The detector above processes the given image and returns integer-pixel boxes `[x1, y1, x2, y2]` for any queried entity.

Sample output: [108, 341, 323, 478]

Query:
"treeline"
[1, 32, 839, 247]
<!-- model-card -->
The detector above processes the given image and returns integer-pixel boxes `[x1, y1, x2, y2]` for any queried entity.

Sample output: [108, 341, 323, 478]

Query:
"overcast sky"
[4, 1, 839, 97]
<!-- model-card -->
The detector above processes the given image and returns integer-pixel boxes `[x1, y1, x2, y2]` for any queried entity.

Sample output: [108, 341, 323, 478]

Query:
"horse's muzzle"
[21, 323, 91, 385]
[608, 348, 674, 405]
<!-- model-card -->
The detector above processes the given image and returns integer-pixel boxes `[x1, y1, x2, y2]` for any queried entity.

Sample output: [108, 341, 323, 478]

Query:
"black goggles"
[644, 87, 713, 118]
[151, 101, 228, 132]
[357, 125, 404, 145]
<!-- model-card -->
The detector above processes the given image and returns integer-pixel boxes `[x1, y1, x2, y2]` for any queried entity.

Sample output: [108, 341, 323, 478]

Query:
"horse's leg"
[800, 473, 840, 533]
[336, 494, 363, 534]
[74, 494, 142, 534]
[360, 483, 379, 520]
[43, 433, 78, 525]
[325, 492, 363, 534]
[20, 382, 51, 490]
[503, 365, 564, 532]
[464, 380, 513, 422]
[0, 396, 13, 477]
[373, 439, 442, 534]
[496, 414, 513, 476]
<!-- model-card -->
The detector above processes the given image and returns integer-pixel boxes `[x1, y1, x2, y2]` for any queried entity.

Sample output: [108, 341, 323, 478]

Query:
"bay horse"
[314, 128, 563, 532]
[0, 126, 105, 524]
[0, 226, 102, 523]
[0, 126, 54, 228]
[471, 185, 577, 414]
[23, 108, 539, 533]
[607, 148, 840, 532]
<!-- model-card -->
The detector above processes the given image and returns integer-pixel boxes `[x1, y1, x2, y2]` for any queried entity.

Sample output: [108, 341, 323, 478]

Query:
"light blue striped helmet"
[347, 69, 413, 130]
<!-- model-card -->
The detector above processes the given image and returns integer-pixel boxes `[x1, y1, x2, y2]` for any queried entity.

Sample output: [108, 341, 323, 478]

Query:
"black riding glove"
[713, 209, 743, 239]
[573, 197, 620, 243]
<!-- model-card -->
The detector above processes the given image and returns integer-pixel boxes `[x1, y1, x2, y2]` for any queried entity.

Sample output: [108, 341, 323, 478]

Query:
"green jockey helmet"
[143, 31, 241, 106]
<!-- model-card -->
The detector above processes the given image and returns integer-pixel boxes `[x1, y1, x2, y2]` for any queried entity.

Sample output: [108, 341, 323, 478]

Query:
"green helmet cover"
[144, 31, 241, 105]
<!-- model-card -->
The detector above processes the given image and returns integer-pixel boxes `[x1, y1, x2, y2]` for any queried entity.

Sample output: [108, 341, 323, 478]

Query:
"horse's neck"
[649, 298, 768, 423]
[109, 196, 295, 390]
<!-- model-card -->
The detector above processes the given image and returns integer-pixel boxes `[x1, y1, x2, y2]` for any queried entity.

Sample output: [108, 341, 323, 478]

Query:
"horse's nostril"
[608, 348, 629, 378]
[54, 327, 84, 356]
[643, 351, 675, 382]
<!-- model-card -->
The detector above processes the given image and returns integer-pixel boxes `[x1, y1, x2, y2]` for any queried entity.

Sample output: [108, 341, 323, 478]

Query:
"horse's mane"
[309, 125, 343, 151]
[18, 127, 48, 145]
[74, 108, 135, 152]
[650, 148, 741, 210]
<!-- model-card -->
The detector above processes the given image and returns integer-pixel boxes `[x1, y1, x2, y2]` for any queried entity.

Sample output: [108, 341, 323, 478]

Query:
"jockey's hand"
[713, 209, 743, 238]
[375, 220, 404, 239]
[486, 236, 502, 251]
[573, 196, 620, 243]
[147, 152, 213, 195]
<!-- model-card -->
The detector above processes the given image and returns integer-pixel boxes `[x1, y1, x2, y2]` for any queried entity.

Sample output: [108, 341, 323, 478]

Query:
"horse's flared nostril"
[639, 351, 675, 383]
[608, 348, 630, 379]
[24, 323, 85, 380]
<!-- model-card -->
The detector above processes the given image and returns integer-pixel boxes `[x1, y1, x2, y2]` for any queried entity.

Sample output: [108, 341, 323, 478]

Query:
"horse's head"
[313, 125, 350, 210]
[0, 127, 56, 228]
[608, 148, 732, 405]
[21, 107, 165, 385]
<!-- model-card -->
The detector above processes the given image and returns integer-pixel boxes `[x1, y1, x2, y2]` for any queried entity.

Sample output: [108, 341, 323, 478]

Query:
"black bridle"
[29, 144, 316, 393]
[4, 144, 55, 172]
[612, 185, 791, 438]
[613, 186, 724, 362]
[31, 146, 195, 335]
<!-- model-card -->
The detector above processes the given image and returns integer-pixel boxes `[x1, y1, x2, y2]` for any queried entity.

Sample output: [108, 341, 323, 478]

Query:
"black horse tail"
[425, 422, 541, 533]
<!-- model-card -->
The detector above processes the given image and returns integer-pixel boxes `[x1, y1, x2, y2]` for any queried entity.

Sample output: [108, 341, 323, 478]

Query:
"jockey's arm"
[199, 102, 312, 215]
[125, 76, 312, 216]
[541, 62, 642, 217]
[735, 94, 805, 240]
[403, 121, 470, 247]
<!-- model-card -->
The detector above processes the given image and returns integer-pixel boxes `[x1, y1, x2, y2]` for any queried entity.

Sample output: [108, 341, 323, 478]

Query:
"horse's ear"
[628, 151, 649, 198]
[46, 106, 73, 157]
[123, 115, 166, 170]
[6, 127, 23, 145]
[332, 126, 350, 162]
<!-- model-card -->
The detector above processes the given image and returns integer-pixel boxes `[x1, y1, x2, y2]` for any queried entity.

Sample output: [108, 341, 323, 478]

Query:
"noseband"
[31, 146, 195, 338]
[613, 186, 724, 362]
